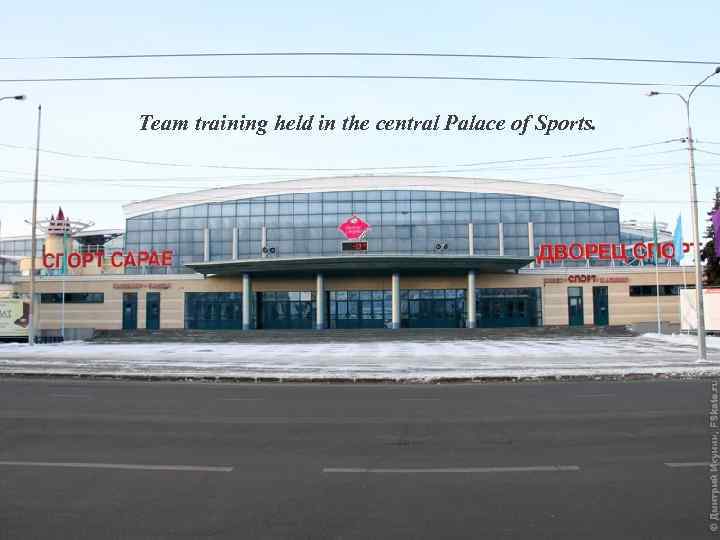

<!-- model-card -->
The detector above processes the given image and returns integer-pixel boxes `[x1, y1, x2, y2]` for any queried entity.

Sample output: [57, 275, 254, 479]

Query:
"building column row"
[467, 270, 477, 328]
[316, 273, 326, 330]
[391, 272, 401, 329]
[243, 271, 475, 331]
[242, 273, 251, 330]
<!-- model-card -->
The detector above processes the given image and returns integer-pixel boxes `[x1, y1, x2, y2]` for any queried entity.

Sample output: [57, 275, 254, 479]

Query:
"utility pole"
[28, 105, 41, 345]
[648, 66, 720, 360]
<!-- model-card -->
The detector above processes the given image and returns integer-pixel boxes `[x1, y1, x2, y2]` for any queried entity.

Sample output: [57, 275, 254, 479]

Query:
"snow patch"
[0, 335, 718, 380]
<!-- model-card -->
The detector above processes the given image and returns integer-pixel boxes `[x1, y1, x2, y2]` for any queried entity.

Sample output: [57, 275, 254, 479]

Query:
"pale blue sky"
[0, 0, 718, 236]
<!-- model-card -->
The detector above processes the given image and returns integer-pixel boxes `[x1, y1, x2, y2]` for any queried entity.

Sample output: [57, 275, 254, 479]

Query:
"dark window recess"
[402, 288, 465, 329]
[259, 291, 315, 330]
[477, 287, 542, 328]
[329, 290, 391, 329]
[629, 285, 681, 297]
[40, 293, 105, 304]
[185, 292, 243, 330]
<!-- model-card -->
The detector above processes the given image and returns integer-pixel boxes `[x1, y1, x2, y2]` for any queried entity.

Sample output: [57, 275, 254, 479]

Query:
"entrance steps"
[91, 326, 634, 343]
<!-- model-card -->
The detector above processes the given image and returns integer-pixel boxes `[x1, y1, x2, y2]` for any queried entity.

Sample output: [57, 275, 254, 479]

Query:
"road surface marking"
[219, 398, 265, 401]
[575, 394, 616, 398]
[665, 462, 710, 468]
[323, 465, 580, 473]
[399, 398, 441, 401]
[0, 461, 233, 472]
[49, 394, 92, 399]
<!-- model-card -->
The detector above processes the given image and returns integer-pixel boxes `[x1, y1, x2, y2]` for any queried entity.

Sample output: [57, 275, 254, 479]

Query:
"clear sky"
[0, 0, 718, 238]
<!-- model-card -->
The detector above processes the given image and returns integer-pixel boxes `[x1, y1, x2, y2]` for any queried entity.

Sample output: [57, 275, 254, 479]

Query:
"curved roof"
[123, 176, 623, 218]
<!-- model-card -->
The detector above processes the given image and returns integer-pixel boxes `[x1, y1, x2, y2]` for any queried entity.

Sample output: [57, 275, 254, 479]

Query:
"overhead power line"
[3, 161, 716, 190]
[1, 198, 714, 205]
[0, 51, 718, 66]
[1, 74, 719, 88]
[0, 139, 683, 172]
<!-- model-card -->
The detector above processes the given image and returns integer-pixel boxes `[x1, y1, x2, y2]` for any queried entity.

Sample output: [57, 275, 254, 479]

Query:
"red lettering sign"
[41, 250, 174, 269]
[536, 241, 691, 264]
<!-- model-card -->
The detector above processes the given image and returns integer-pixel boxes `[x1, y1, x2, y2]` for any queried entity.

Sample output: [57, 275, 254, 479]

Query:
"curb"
[0, 371, 714, 384]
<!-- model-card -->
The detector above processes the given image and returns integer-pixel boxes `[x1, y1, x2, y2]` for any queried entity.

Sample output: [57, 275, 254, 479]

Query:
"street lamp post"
[0, 95, 26, 102]
[28, 105, 42, 345]
[648, 67, 720, 361]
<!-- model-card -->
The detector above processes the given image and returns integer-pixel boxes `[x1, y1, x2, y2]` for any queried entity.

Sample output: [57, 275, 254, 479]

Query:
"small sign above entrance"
[338, 215, 370, 240]
[342, 241, 368, 252]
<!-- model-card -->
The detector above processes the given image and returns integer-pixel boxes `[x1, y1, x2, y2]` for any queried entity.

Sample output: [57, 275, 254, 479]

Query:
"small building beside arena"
[0, 176, 694, 337]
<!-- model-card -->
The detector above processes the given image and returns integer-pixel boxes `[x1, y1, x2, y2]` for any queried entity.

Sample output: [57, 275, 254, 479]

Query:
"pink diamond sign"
[338, 215, 371, 240]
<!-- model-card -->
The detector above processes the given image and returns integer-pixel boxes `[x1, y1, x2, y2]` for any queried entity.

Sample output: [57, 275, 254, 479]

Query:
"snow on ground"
[0, 333, 719, 380]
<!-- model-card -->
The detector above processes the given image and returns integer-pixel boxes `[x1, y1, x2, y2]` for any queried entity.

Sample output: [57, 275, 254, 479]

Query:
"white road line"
[575, 394, 617, 398]
[323, 465, 580, 473]
[49, 394, 91, 399]
[665, 462, 710, 468]
[218, 398, 265, 401]
[399, 398, 441, 401]
[0, 461, 233, 472]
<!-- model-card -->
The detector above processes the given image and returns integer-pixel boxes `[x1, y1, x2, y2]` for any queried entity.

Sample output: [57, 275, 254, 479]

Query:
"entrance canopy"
[186, 254, 533, 278]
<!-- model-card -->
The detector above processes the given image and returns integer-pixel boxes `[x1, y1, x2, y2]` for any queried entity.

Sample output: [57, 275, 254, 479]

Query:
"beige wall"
[13, 266, 695, 331]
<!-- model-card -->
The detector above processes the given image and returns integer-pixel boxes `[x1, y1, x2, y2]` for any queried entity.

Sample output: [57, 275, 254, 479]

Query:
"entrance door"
[476, 289, 540, 328]
[329, 291, 388, 329]
[146, 292, 161, 330]
[122, 292, 138, 330]
[593, 286, 609, 326]
[567, 287, 584, 326]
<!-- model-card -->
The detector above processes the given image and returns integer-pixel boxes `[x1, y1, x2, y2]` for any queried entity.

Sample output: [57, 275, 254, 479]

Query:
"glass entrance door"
[329, 290, 390, 329]
[567, 287, 584, 326]
[476, 288, 542, 328]
[122, 292, 138, 330]
[592, 286, 609, 326]
[146, 292, 160, 330]
[259, 291, 315, 329]
[402, 289, 465, 328]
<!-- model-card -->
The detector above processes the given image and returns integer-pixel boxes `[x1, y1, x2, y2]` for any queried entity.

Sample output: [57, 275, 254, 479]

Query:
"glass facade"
[0, 238, 44, 284]
[619, 228, 675, 266]
[259, 291, 315, 329]
[476, 288, 542, 328]
[629, 285, 681, 296]
[185, 292, 243, 329]
[402, 289, 466, 328]
[40, 293, 105, 304]
[124, 190, 621, 273]
[183, 288, 542, 330]
[329, 290, 392, 329]
[0, 235, 124, 283]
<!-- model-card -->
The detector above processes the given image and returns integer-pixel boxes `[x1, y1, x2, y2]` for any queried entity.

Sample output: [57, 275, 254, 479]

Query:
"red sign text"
[43, 250, 174, 269]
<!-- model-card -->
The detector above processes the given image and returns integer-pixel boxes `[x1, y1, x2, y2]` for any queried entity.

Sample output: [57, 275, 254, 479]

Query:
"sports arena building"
[0, 176, 694, 337]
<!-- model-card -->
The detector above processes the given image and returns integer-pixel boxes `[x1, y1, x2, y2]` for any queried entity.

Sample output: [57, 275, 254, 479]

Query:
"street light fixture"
[647, 67, 720, 361]
[0, 95, 26, 102]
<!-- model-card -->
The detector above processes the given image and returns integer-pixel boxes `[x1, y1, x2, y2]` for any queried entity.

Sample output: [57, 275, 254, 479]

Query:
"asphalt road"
[0, 377, 714, 539]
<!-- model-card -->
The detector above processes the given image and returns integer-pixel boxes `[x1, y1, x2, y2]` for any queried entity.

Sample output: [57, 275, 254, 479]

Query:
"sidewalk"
[1, 333, 718, 382]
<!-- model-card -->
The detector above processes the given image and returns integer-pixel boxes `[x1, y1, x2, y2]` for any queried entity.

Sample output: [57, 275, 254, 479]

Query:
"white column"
[261, 225, 268, 257]
[203, 228, 210, 262]
[242, 273, 252, 330]
[391, 272, 400, 329]
[316, 273, 326, 330]
[528, 221, 535, 268]
[498, 222, 504, 256]
[468, 223, 475, 255]
[232, 227, 238, 260]
[467, 270, 477, 328]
